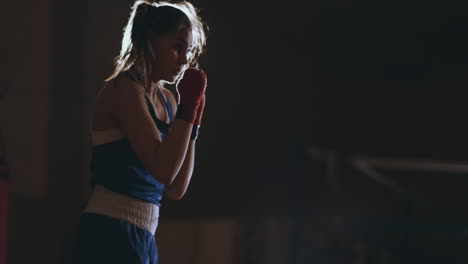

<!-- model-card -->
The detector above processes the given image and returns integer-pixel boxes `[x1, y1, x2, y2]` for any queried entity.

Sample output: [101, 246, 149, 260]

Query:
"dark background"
[3, 0, 468, 263]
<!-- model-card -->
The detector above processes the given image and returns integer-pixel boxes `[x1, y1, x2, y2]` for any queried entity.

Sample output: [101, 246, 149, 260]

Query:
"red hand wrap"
[194, 95, 205, 126]
[176, 68, 207, 124]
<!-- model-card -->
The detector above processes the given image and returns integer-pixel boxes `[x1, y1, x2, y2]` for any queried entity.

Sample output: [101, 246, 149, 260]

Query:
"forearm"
[165, 140, 196, 200]
[155, 67, 206, 187]
[152, 120, 192, 185]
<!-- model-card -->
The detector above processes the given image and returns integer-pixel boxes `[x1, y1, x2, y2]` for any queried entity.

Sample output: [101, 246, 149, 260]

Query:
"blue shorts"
[72, 213, 158, 264]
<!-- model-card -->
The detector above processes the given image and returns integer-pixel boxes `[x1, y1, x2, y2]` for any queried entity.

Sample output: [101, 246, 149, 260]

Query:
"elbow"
[168, 194, 185, 200]
[157, 176, 175, 185]
[151, 168, 179, 185]
[166, 189, 186, 200]
[157, 177, 177, 186]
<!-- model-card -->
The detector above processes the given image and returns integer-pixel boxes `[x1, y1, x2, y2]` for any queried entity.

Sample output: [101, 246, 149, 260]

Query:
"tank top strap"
[126, 69, 173, 123]
[157, 90, 174, 123]
[143, 95, 159, 122]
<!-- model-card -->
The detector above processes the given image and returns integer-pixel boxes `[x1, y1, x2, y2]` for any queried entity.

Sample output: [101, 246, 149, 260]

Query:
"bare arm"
[115, 77, 192, 185]
[165, 140, 196, 200]
[160, 87, 197, 200]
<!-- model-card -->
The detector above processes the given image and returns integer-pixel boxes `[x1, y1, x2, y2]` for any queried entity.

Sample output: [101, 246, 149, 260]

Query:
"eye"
[175, 44, 185, 53]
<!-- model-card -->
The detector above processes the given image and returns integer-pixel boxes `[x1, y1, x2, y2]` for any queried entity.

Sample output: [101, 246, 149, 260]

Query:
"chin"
[167, 73, 181, 83]
[164, 76, 177, 84]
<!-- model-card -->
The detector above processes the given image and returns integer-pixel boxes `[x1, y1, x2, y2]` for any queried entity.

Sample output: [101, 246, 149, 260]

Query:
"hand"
[175, 68, 207, 124]
[194, 95, 205, 126]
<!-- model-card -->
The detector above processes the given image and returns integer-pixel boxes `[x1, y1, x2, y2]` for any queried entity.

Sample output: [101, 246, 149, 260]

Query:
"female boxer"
[73, 1, 207, 263]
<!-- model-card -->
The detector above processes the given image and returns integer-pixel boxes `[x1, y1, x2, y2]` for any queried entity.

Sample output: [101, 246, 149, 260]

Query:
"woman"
[73, 1, 207, 263]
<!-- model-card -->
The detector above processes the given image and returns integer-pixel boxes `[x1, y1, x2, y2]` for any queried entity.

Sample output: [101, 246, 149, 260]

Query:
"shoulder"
[112, 72, 147, 106]
[93, 73, 144, 118]
[105, 72, 151, 122]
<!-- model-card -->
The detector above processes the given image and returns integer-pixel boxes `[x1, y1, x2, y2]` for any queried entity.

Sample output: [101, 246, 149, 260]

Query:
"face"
[149, 24, 193, 83]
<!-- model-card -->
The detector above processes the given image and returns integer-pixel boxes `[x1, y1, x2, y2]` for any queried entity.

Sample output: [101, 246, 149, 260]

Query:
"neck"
[131, 64, 163, 95]
[149, 82, 164, 99]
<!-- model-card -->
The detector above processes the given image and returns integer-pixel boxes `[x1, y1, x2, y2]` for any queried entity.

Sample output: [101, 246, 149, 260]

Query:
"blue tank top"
[90, 83, 174, 206]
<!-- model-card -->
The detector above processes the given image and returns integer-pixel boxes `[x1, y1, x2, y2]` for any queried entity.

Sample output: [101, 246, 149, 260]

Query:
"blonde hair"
[106, 1, 207, 87]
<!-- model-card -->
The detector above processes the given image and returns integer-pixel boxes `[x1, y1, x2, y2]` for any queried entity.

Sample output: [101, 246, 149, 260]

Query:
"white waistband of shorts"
[84, 185, 160, 235]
